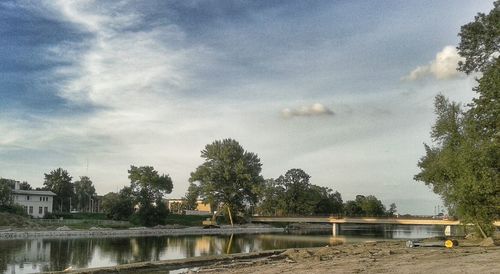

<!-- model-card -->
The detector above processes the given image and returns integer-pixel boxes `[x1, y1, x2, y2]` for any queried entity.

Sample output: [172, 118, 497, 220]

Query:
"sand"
[192, 241, 500, 274]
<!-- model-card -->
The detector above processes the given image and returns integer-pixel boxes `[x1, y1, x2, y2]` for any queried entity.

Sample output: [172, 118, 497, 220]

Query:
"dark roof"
[12, 189, 56, 196]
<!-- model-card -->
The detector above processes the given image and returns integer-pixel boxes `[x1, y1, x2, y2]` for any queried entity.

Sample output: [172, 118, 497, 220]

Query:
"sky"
[0, 0, 494, 215]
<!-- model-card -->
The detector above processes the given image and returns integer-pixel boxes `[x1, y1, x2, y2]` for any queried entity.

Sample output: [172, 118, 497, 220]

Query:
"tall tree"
[312, 186, 344, 215]
[44, 168, 74, 212]
[0, 179, 13, 207]
[387, 203, 397, 216]
[276, 168, 316, 215]
[256, 179, 286, 216]
[457, 1, 499, 74]
[128, 165, 173, 226]
[74, 176, 96, 212]
[184, 182, 200, 210]
[416, 2, 499, 237]
[102, 187, 135, 221]
[189, 139, 264, 218]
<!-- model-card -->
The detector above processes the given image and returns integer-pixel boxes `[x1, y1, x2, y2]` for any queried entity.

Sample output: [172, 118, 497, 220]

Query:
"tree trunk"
[227, 205, 234, 226]
[476, 222, 487, 239]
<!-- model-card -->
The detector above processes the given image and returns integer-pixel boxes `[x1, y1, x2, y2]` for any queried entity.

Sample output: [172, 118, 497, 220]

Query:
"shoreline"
[40, 240, 500, 274]
[0, 226, 285, 240]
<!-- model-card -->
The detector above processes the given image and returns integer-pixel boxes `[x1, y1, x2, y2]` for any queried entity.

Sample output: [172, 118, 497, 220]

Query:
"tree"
[359, 195, 386, 216]
[128, 165, 173, 226]
[457, 1, 499, 74]
[19, 182, 32, 190]
[101, 187, 135, 221]
[256, 179, 286, 216]
[344, 195, 386, 216]
[0, 180, 13, 207]
[311, 186, 344, 215]
[74, 176, 96, 212]
[44, 168, 74, 212]
[344, 200, 363, 216]
[415, 95, 498, 237]
[276, 168, 317, 215]
[184, 182, 200, 210]
[415, 3, 499, 238]
[387, 203, 397, 216]
[189, 139, 264, 220]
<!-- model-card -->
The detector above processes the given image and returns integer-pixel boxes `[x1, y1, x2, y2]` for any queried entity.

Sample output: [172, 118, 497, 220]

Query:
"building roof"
[12, 189, 56, 196]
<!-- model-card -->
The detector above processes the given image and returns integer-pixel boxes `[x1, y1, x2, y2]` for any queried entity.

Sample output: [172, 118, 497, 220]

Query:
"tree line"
[0, 139, 396, 227]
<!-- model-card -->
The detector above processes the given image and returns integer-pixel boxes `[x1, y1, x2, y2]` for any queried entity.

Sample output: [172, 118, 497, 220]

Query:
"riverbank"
[0, 225, 284, 240]
[44, 240, 499, 274]
[195, 241, 500, 273]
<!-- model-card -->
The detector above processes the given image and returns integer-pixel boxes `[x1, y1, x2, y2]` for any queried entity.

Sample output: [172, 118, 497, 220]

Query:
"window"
[29, 206, 33, 214]
[40, 197, 42, 201]
[39, 207, 42, 214]
[44, 207, 48, 214]
[27, 196, 30, 200]
[23, 206, 27, 213]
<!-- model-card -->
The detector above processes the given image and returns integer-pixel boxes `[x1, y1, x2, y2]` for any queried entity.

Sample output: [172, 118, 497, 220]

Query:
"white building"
[12, 182, 56, 218]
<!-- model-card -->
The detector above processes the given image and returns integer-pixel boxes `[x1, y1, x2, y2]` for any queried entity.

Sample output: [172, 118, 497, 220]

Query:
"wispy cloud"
[281, 103, 334, 118]
[402, 46, 464, 81]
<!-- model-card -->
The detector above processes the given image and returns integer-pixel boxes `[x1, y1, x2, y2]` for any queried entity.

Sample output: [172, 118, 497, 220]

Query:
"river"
[0, 224, 445, 274]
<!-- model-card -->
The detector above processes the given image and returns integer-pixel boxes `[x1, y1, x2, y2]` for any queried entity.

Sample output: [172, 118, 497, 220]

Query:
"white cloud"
[402, 46, 465, 81]
[282, 103, 334, 118]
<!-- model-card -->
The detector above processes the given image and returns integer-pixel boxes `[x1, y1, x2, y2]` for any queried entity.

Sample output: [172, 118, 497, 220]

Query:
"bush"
[0, 204, 28, 216]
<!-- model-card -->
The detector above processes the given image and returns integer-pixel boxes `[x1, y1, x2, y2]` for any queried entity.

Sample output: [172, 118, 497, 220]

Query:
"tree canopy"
[74, 176, 96, 212]
[128, 165, 173, 226]
[457, 1, 499, 74]
[415, 2, 499, 237]
[189, 139, 264, 216]
[43, 168, 74, 212]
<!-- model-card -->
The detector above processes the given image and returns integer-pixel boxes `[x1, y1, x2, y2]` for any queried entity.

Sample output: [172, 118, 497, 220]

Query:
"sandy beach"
[192, 241, 500, 274]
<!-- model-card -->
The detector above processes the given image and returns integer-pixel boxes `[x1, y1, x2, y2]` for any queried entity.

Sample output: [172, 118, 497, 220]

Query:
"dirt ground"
[191, 241, 500, 274]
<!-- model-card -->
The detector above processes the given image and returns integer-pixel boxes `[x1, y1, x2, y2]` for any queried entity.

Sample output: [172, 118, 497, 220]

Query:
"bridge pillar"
[332, 223, 339, 236]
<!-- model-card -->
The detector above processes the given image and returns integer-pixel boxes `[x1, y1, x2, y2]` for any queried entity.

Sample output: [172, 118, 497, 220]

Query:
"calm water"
[1, 225, 444, 274]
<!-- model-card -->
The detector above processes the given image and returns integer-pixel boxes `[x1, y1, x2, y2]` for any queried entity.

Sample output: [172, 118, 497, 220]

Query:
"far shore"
[0, 225, 285, 240]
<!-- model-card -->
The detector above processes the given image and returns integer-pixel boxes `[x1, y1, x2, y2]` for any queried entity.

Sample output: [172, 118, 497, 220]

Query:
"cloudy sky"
[0, 0, 493, 214]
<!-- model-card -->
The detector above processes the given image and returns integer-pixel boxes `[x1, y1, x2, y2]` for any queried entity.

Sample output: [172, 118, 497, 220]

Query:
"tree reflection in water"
[3, 230, 442, 273]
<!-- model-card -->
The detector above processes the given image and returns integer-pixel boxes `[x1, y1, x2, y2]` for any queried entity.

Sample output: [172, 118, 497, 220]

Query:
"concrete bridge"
[251, 216, 500, 236]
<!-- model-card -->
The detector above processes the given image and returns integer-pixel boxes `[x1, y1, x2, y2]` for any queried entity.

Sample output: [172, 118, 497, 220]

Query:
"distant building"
[165, 198, 211, 215]
[12, 182, 56, 218]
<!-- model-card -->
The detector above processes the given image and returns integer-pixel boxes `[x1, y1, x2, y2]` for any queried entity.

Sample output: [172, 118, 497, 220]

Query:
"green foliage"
[130, 202, 169, 226]
[344, 195, 386, 217]
[0, 204, 28, 216]
[0, 179, 13, 207]
[184, 182, 200, 210]
[256, 170, 344, 216]
[415, 3, 499, 237]
[128, 165, 173, 226]
[457, 1, 499, 74]
[44, 168, 74, 212]
[387, 203, 397, 216]
[101, 187, 135, 221]
[276, 168, 315, 215]
[74, 176, 96, 212]
[344, 200, 363, 216]
[189, 139, 264, 215]
[312, 186, 343, 215]
[256, 179, 286, 215]
[415, 94, 499, 236]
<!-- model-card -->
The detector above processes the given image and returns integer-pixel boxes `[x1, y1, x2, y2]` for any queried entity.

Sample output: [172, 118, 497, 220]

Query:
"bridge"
[251, 216, 500, 236]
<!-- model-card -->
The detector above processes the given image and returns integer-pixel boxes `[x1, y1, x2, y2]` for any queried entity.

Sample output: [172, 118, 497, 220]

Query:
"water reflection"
[1, 225, 444, 274]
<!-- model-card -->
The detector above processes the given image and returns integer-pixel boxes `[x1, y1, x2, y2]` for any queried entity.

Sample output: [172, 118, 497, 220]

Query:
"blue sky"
[0, 0, 494, 214]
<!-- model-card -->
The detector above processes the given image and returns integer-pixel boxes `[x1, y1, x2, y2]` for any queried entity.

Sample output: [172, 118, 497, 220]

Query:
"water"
[0, 225, 444, 274]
